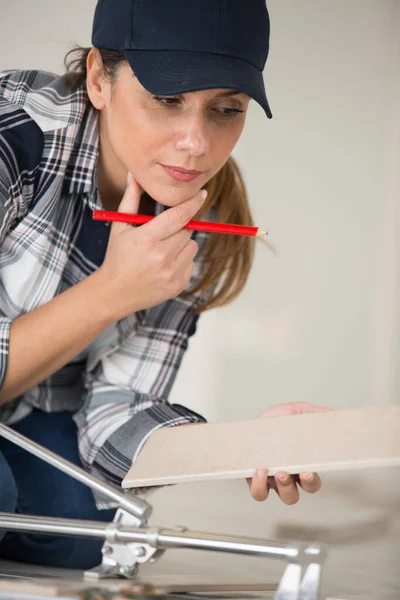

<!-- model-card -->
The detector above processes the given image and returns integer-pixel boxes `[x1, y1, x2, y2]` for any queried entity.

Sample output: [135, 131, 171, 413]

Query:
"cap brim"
[123, 49, 272, 119]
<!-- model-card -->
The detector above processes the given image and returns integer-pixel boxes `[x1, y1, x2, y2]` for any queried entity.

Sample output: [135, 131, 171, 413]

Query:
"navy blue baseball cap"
[92, 0, 272, 118]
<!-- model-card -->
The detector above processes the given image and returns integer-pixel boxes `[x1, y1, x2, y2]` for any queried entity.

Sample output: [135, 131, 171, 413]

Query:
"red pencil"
[93, 210, 267, 237]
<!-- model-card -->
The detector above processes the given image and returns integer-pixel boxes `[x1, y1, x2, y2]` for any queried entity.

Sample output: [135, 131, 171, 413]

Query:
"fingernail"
[200, 189, 208, 200]
[277, 473, 290, 484]
[257, 468, 267, 481]
[303, 472, 314, 483]
[127, 171, 132, 188]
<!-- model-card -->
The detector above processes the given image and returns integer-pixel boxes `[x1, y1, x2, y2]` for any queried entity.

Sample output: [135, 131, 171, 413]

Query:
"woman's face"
[88, 55, 250, 207]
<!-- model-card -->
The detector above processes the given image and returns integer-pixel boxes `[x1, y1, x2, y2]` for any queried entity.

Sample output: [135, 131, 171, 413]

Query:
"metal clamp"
[85, 508, 165, 581]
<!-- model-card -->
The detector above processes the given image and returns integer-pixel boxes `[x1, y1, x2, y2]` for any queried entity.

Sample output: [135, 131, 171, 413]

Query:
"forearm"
[0, 270, 118, 405]
[75, 391, 206, 486]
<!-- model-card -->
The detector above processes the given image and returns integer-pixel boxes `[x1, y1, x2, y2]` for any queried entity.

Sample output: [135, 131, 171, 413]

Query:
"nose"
[175, 114, 210, 157]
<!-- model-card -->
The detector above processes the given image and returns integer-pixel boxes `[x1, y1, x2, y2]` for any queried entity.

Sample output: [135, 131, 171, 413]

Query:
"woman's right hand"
[98, 173, 207, 320]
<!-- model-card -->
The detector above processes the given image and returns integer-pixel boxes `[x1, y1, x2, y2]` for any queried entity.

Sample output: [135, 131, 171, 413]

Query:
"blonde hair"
[64, 47, 255, 313]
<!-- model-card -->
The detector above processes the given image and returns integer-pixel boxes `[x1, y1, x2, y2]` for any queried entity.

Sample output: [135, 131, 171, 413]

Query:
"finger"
[164, 242, 198, 294]
[249, 468, 269, 502]
[298, 472, 322, 494]
[112, 172, 142, 233]
[259, 403, 332, 419]
[247, 475, 278, 492]
[274, 472, 300, 505]
[144, 189, 207, 240]
[162, 229, 193, 259]
[174, 238, 199, 269]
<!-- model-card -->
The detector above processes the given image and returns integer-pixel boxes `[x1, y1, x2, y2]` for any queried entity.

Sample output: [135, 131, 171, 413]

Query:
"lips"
[161, 164, 202, 175]
[161, 164, 203, 182]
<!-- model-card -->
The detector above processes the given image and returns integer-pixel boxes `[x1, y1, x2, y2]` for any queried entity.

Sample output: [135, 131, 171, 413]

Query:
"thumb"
[118, 172, 141, 215]
[259, 403, 331, 419]
[110, 172, 141, 236]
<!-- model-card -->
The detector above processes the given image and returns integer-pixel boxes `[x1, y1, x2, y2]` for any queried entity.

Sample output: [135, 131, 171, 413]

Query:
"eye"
[216, 107, 245, 119]
[152, 96, 245, 119]
[153, 95, 181, 106]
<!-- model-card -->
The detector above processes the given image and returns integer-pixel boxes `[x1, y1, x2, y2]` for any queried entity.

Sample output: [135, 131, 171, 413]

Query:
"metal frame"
[0, 422, 326, 599]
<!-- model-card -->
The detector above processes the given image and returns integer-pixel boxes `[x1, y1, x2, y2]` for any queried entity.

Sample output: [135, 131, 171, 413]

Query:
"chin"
[142, 182, 201, 207]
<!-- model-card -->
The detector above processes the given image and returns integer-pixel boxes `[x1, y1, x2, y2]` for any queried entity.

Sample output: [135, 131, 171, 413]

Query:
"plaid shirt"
[0, 69, 211, 498]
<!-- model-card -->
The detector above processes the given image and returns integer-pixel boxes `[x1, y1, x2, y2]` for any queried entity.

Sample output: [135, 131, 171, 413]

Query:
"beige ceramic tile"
[122, 405, 400, 488]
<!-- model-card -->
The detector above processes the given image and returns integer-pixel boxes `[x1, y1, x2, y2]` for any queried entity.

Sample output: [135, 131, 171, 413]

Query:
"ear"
[86, 48, 109, 110]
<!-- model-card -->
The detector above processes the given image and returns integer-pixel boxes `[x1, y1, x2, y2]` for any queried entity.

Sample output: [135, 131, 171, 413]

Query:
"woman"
[0, 0, 326, 569]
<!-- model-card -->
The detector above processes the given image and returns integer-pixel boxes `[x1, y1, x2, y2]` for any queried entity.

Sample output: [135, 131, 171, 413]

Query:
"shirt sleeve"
[73, 232, 214, 487]
[0, 97, 44, 389]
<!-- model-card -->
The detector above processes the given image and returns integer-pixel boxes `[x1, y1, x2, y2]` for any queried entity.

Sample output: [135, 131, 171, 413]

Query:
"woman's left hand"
[247, 402, 331, 504]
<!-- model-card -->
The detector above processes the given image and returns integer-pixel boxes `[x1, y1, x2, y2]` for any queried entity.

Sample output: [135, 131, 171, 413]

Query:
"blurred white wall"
[1, 0, 399, 421]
